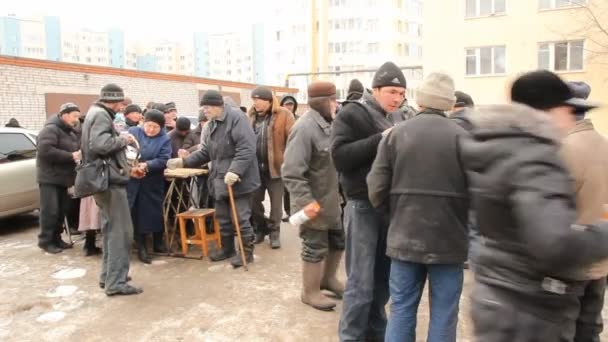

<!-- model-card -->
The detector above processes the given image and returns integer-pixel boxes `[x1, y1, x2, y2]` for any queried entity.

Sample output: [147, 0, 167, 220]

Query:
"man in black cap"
[346, 78, 364, 101]
[168, 117, 191, 158]
[279, 94, 299, 222]
[248, 86, 295, 249]
[36, 102, 81, 254]
[450, 90, 475, 131]
[513, 73, 608, 341]
[80, 83, 145, 296]
[331, 61, 407, 340]
[166, 90, 260, 268]
[124, 104, 142, 128]
[280, 95, 298, 115]
[459, 70, 608, 341]
[164, 102, 178, 131]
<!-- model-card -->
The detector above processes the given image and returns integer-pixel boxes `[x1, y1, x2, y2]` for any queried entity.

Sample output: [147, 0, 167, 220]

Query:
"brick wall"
[0, 57, 298, 130]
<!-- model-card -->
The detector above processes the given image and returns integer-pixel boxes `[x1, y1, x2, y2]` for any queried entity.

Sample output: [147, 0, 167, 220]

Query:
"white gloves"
[166, 158, 184, 170]
[224, 172, 240, 185]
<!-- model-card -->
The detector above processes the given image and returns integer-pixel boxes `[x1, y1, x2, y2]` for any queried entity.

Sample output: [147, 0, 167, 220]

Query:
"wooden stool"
[176, 208, 221, 258]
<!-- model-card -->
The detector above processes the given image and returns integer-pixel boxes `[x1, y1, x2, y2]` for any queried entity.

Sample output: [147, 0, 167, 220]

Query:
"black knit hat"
[372, 62, 406, 89]
[348, 79, 364, 96]
[200, 90, 224, 106]
[165, 102, 177, 111]
[124, 104, 142, 116]
[144, 109, 165, 127]
[151, 103, 169, 113]
[454, 91, 474, 108]
[511, 70, 597, 111]
[100, 83, 125, 103]
[251, 86, 273, 101]
[176, 117, 191, 131]
[59, 102, 80, 115]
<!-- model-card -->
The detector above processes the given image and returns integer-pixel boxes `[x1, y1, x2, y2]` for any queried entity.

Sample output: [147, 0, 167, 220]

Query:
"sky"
[3, 0, 274, 41]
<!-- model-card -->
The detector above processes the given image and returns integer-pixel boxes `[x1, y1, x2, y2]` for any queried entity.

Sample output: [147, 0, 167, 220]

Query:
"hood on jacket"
[469, 104, 561, 143]
[280, 95, 298, 114]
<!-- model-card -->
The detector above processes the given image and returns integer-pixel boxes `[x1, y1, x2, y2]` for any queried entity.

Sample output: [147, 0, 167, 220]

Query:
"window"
[0, 133, 36, 163]
[538, 40, 584, 71]
[539, 0, 586, 9]
[466, 0, 506, 17]
[465, 46, 506, 75]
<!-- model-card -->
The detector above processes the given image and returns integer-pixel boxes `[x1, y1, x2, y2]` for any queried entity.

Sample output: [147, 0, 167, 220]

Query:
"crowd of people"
[28, 59, 608, 341]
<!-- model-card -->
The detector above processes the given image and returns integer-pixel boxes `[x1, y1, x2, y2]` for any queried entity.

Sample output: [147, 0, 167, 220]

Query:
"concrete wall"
[423, 0, 608, 133]
[0, 56, 298, 130]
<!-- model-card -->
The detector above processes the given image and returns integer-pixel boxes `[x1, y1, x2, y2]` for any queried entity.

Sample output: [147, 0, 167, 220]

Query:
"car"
[0, 127, 39, 218]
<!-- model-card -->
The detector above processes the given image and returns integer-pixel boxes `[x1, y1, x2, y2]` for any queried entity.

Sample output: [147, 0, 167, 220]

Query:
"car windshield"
[0, 133, 37, 163]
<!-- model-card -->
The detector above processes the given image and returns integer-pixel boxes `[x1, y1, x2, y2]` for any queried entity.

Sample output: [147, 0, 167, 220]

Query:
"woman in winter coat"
[127, 109, 172, 264]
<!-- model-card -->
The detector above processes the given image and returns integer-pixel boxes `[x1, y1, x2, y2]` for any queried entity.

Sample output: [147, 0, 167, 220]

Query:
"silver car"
[0, 127, 39, 218]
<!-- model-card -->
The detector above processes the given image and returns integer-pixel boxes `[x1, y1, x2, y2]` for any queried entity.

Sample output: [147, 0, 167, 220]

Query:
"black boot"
[254, 230, 266, 244]
[39, 243, 62, 254]
[231, 239, 254, 268]
[136, 234, 152, 264]
[152, 232, 168, 254]
[209, 236, 236, 262]
[83, 231, 102, 256]
[54, 232, 73, 249]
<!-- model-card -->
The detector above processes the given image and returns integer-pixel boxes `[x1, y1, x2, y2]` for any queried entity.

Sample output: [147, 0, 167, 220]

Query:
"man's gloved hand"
[167, 158, 184, 170]
[224, 172, 240, 185]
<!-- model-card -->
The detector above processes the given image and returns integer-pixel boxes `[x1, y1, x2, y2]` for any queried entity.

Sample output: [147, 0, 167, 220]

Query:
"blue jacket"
[126, 126, 171, 234]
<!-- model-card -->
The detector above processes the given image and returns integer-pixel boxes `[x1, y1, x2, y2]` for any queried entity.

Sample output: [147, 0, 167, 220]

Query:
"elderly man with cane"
[167, 90, 260, 268]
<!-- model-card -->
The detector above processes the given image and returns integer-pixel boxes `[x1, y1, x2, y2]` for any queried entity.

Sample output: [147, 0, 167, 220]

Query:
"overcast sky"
[4, 0, 273, 41]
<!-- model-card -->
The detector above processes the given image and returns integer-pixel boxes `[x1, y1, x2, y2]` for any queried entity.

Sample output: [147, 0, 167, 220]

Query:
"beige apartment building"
[423, 0, 608, 132]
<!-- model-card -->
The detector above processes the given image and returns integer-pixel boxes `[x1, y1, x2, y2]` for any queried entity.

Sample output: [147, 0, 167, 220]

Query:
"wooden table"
[163, 168, 208, 256]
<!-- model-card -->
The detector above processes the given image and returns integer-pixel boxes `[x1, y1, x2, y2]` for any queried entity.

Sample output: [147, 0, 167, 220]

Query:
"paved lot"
[0, 212, 606, 341]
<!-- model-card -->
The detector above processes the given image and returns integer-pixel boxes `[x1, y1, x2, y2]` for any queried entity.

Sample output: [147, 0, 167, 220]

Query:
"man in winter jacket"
[36, 103, 82, 254]
[182, 110, 207, 153]
[283, 81, 344, 312]
[512, 72, 608, 341]
[167, 90, 260, 268]
[249, 86, 295, 248]
[280, 95, 298, 222]
[168, 117, 191, 158]
[460, 71, 608, 341]
[450, 90, 475, 131]
[124, 104, 142, 128]
[368, 72, 469, 342]
[280, 95, 298, 117]
[81, 84, 145, 296]
[331, 61, 406, 341]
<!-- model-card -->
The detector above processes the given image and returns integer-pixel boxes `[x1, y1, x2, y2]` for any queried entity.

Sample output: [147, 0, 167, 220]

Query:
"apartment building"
[423, 0, 608, 131]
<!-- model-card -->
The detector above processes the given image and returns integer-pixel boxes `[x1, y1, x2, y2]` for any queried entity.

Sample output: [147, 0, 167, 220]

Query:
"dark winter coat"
[183, 124, 203, 153]
[331, 92, 402, 201]
[168, 129, 188, 158]
[460, 104, 608, 293]
[36, 115, 80, 187]
[282, 109, 340, 231]
[126, 126, 171, 234]
[367, 109, 469, 264]
[184, 104, 260, 200]
[80, 102, 130, 187]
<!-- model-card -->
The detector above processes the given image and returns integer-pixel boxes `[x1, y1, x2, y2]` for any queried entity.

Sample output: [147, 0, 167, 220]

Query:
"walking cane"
[227, 184, 248, 271]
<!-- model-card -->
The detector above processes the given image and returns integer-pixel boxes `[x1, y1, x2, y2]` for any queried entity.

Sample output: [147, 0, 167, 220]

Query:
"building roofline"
[0, 55, 299, 93]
